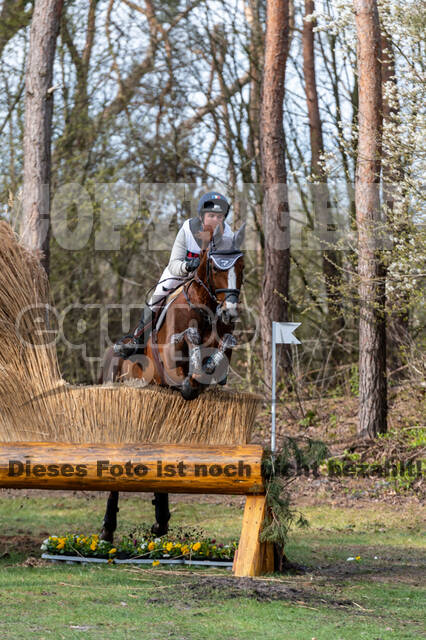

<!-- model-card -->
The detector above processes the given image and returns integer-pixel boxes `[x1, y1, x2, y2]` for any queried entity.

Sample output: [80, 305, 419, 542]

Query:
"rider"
[114, 191, 233, 357]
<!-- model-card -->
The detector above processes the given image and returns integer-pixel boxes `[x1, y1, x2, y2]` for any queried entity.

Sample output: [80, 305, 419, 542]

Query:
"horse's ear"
[233, 222, 246, 250]
[212, 223, 222, 248]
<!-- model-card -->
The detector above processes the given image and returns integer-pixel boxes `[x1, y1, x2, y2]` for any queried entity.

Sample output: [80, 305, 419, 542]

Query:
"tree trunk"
[302, 0, 344, 347]
[260, 0, 291, 390]
[354, 0, 387, 438]
[21, 0, 63, 275]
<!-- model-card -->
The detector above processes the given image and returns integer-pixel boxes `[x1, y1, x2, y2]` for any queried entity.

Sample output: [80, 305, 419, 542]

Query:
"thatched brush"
[0, 222, 62, 435]
[0, 222, 261, 446]
[0, 383, 261, 445]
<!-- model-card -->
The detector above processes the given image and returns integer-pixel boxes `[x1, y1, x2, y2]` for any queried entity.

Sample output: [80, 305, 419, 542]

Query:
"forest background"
[0, 0, 424, 441]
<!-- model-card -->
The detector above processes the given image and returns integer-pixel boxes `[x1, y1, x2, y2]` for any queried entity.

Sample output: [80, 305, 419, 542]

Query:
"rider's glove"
[184, 256, 200, 273]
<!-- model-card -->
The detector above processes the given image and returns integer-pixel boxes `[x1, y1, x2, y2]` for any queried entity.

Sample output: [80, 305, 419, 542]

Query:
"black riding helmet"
[197, 192, 230, 220]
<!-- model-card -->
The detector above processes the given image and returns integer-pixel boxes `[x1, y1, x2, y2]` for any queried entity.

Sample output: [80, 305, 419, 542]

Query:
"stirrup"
[113, 339, 138, 358]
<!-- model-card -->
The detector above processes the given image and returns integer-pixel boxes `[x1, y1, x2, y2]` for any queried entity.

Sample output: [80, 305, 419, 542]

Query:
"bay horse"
[98, 223, 245, 542]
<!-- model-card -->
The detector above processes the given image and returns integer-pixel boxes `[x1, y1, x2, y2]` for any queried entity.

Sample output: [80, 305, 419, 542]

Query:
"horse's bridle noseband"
[183, 248, 242, 316]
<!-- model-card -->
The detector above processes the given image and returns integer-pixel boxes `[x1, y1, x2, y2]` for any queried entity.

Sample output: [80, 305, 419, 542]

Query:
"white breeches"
[148, 266, 188, 308]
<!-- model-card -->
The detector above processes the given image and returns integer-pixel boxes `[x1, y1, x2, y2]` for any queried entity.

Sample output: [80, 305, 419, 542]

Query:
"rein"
[205, 248, 241, 310]
[150, 245, 242, 386]
[182, 251, 241, 317]
[144, 276, 186, 308]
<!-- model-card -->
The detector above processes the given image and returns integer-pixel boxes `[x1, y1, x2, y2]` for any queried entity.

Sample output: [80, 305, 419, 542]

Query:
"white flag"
[272, 322, 301, 345]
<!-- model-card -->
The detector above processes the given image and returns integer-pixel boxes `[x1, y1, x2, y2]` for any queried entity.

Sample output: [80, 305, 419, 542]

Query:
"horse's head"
[198, 223, 245, 324]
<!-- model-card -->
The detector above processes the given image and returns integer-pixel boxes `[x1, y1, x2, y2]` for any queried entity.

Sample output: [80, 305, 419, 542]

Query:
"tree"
[302, 0, 344, 349]
[354, 0, 387, 438]
[21, 0, 63, 275]
[260, 0, 291, 390]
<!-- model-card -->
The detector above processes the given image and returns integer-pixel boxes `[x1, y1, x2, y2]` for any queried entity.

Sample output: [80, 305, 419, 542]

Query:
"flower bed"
[40, 527, 238, 567]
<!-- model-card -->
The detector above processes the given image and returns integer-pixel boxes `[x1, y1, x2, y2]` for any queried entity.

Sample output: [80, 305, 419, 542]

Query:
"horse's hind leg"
[151, 493, 170, 536]
[100, 491, 119, 543]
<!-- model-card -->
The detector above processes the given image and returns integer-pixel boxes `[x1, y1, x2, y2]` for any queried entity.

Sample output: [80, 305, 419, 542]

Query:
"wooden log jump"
[0, 441, 273, 576]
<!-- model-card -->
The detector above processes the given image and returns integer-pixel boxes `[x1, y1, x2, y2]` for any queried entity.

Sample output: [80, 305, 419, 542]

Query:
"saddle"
[115, 282, 185, 358]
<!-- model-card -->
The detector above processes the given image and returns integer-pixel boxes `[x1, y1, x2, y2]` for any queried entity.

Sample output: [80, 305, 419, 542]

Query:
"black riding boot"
[113, 305, 153, 358]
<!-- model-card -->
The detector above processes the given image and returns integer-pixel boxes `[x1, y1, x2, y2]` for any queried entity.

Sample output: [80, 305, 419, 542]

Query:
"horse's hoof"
[151, 522, 168, 537]
[180, 377, 200, 400]
[203, 355, 216, 375]
[100, 527, 114, 543]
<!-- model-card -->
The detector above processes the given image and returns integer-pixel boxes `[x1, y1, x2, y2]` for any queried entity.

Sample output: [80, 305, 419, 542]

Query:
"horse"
[98, 223, 245, 542]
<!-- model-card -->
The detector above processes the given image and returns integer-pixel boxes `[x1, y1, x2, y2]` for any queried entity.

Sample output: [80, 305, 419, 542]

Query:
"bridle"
[183, 247, 242, 317]
[150, 245, 243, 387]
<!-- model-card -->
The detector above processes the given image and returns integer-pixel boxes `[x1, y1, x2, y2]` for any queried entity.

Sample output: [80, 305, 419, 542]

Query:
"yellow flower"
[90, 541, 97, 551]
[56, 541, 65, 550]
[355, 556, 361, 561]
[152, 560, 160, 567]
[148, 541, 155, 551]
[192, 542, 201, 552]
[174, 543, 181, 548]
[108, 548, 117, 555]
[181, 545, 190, 555]
[166, 542, 173, 552]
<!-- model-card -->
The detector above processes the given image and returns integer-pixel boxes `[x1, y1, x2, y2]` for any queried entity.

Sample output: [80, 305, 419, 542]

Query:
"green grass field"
[0, 491, 424, 640]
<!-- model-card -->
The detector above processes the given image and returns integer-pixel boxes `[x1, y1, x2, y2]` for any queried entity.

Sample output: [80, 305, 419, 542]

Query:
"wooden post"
[233, 494, 274, 577]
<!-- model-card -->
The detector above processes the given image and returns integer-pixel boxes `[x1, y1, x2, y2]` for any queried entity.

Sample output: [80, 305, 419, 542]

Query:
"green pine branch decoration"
[260, 437, 330, 558]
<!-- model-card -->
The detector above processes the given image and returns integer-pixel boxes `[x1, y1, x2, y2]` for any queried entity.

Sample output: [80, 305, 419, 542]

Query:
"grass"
[0, 491, 425, 639]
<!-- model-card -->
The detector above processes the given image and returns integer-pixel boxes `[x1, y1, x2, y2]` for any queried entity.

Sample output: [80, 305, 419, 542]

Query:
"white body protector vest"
[149, 218, 233, 306]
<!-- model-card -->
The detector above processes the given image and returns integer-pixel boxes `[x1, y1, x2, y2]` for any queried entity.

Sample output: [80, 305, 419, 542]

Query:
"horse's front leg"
[151, 493, 170, 537]
[170, 327, 203, 399]
[204, 333, 237, 384]
[184, 327, 203, 398]
[100, 491, 119, 543]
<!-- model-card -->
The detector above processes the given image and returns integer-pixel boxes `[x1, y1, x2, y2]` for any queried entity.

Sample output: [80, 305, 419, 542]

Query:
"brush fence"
[0, 384, 261, 446]
[0, 441, 273, 577]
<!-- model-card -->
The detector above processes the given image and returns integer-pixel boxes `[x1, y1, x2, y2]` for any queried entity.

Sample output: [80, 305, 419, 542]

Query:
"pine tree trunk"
[260, 0, 291, 390]
[354, 0, 387, 438]
[21, 0, 63, 275]
[302, 0, 344, 346]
